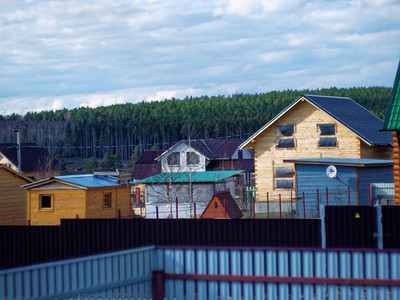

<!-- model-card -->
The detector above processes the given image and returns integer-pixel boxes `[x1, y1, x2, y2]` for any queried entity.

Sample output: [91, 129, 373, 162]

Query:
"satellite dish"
[326, 165, 337, 178]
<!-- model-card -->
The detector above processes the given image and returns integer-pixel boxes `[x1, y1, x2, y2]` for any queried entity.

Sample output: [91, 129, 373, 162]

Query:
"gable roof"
[159, 138, 244, 160]
[131, 150, 164, 180]
[0, 143, 60, 173]
[136, 170, 242, 184]
[0, 165, 34, 183]
[201, 190, 243, 219]
[383, 60, 400, 130]
[240, 94, 392, 149]
[22, 174, 132, 189]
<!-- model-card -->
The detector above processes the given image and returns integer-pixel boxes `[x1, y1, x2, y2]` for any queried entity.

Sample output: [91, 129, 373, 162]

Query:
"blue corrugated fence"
[0, 246, 155, 300]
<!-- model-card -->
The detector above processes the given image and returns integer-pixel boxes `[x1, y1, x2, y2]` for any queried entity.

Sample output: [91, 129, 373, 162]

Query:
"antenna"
[326, 165, 337, 179]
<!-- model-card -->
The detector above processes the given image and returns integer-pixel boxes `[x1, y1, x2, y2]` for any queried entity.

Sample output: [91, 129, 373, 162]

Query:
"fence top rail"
[156, 245, 400, 254]
[0, 245, 156, 275]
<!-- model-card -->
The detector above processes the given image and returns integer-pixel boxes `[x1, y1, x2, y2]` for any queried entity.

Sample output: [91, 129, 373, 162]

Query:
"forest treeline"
[0, 87, 392, 160]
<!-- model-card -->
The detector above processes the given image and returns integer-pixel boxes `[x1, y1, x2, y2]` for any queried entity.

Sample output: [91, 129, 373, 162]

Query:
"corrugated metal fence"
[2, 245, 400, 299]
[0, 246, 155, 300]
[155, 246, 400, 300]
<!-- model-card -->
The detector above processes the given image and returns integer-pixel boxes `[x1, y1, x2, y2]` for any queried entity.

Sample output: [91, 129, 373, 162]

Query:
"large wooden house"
[0, 165, 33, 225]
[240, 94, 393, 212]
[23, 174, 133, 225]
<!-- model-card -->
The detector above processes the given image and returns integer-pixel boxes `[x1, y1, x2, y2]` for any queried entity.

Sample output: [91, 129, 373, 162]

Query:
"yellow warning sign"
[355, 213, 361, 219]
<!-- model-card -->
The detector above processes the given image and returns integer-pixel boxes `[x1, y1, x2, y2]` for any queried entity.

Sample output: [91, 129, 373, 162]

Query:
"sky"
[1, 0, 400, 116]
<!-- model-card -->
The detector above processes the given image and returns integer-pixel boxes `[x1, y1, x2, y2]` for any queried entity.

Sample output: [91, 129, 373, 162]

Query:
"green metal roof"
[136, 170, 243, 184]
[384, 61, 400, 130]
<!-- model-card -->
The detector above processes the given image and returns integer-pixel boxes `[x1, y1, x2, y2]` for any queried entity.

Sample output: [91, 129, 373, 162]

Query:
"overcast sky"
[1, 0, 400, 116]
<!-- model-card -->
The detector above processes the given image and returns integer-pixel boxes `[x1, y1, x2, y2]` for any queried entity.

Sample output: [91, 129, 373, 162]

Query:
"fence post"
[156, 206, 159, 219]
[302, 192, 306, 219]
[118, 210, 121, 219]
[152, 270, 165, 300]
[267, 192, 270, 219]
[368, 185, 371, 206]
[375, 204, 383, 249]
[316, 188, 320, 217]
[279, 194, 282, 219]
[320, 205, 326, 248]
[176, 197, 178, 219]
[194, 202, 196, 219]
[252, 196, 255, 219]
[224, 199, 227, 218]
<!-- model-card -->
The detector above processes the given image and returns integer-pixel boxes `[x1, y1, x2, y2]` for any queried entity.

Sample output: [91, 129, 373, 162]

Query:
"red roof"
[131, 150, 164, 180]
[201, 190, 243, 219]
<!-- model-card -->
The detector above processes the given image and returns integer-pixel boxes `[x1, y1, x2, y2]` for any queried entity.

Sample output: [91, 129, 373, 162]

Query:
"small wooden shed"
[201, 190, 243, 219]
[23, 174, 133, 225]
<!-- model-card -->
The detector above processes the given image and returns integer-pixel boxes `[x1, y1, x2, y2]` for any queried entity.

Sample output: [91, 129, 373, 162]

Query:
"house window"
[276, 125, 296, 149]
[318, 124, 337, 147]
[277, 124, 294, 136]
[274, 167, 294, 190]
[40, 195, 52, 210]
[104, 193, 112, 208]
[276, 139, 295, 148]
[167, 152, 180, 166]
[186, 152, 200, 165]
[318, 124, 335, 135]
[274, 180, 294, 189]
[238, 150, 243, 159]
[319, 138, 337, 147]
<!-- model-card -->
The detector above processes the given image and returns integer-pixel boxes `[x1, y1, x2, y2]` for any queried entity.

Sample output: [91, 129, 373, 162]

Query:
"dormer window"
[276, 124, 295, 149]
[186, 152, 200, 165]
[167, 152, 180, 166]
[318, 124, 337, 147]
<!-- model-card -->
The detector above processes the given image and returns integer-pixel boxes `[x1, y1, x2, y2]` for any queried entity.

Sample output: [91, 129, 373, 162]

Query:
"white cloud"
[0, 0, 399, 116]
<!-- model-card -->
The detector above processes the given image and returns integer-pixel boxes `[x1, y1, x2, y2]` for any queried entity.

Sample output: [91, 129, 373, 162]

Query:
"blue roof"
[304, 95, 392, 146]
[54, 174, 130, 188]
[284, 158, 393, 167]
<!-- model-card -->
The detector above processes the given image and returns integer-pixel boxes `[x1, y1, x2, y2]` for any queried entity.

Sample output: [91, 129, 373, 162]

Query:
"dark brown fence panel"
[381, 205, 400, 249]
[325, 206, 377, 248]
[0, 219, 321, 270]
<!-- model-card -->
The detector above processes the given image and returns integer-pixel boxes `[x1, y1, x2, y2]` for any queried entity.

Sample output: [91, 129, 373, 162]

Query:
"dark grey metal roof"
[304, 95, 392, 146]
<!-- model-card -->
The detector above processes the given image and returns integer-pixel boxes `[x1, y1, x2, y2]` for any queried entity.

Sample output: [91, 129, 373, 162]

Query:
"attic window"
[319, 138, 337, 147]
[276, 139, 295, 148]
[167, 152, 180, 166]
[318, 123, 337, 147]
[187, 152, 200, 165]
[318, 124, 336, 135]
[277, 125, 294, 136]
[39, 194, 52, 210]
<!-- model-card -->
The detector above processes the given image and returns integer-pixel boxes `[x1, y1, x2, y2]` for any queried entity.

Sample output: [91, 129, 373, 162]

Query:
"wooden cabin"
[201, 190, 243, 219]
[240, 94, 393, 213]
[0, 165, 33, 225]
[23, 174, 133, 225]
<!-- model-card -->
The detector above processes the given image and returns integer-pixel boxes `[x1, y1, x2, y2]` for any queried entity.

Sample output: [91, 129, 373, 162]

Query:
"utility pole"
[14, 127, 22, 173]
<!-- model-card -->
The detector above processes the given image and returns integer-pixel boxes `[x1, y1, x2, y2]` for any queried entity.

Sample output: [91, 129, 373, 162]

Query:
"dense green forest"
[0, 87, 392, 160]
